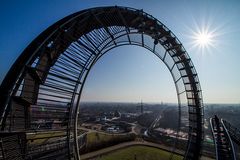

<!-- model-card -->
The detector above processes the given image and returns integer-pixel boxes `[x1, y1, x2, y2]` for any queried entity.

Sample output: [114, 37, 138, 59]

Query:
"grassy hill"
[97, 145, 182, 160]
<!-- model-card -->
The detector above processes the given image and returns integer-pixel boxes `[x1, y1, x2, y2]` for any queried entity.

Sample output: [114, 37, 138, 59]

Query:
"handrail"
[221, 119, 236, 160]
[210, 118, 218, 160]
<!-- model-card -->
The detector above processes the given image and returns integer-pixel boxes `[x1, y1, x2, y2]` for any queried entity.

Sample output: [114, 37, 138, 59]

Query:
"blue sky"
[0, 0, 240, 103]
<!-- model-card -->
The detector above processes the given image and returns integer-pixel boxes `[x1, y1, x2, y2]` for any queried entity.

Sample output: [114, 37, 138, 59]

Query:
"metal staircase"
[210, 115, 236, 160]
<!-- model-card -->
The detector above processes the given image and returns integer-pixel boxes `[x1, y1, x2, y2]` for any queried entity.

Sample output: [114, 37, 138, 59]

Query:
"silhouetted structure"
[0, 6, 204, 159]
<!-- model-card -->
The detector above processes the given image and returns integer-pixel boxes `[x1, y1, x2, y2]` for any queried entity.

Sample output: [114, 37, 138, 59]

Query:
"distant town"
[70, 102, 239, 158]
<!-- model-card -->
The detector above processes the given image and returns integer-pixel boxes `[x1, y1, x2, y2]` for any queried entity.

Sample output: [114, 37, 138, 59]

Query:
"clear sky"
[0, 0, 240, 104]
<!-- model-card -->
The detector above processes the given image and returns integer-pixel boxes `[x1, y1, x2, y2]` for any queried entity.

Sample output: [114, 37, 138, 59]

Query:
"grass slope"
[97, 145, 182, 160]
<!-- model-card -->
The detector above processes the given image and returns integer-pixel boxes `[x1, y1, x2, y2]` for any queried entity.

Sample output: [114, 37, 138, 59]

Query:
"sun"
[196, 32, 211, 46]
[192, 29, 214, 49]
[183, 12, 227, 56]
[185, 22, 221, 55]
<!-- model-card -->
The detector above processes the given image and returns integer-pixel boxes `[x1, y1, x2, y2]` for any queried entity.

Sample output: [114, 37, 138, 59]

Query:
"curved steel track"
[0, 6, 204, 159]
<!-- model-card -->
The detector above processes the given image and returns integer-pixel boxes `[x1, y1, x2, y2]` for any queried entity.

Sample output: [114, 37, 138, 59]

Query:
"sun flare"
[196, 32, 211, 46]
[186, 25, 219, 55]
[193, 30, 213, 48]
[185, 19, 223, 55]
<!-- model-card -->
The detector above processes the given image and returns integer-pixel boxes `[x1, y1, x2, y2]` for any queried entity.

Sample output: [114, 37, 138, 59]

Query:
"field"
[87, 132, 116, 145]
[87, 132, 133, 145]
[96, 145, 183, 160]
[27, 129, 86, 145]
[27, 130, 66, 144]
[85, 132, 135, 152]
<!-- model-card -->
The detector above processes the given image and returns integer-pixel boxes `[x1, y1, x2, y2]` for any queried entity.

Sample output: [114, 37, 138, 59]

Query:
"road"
[144, 108, 165, 137]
